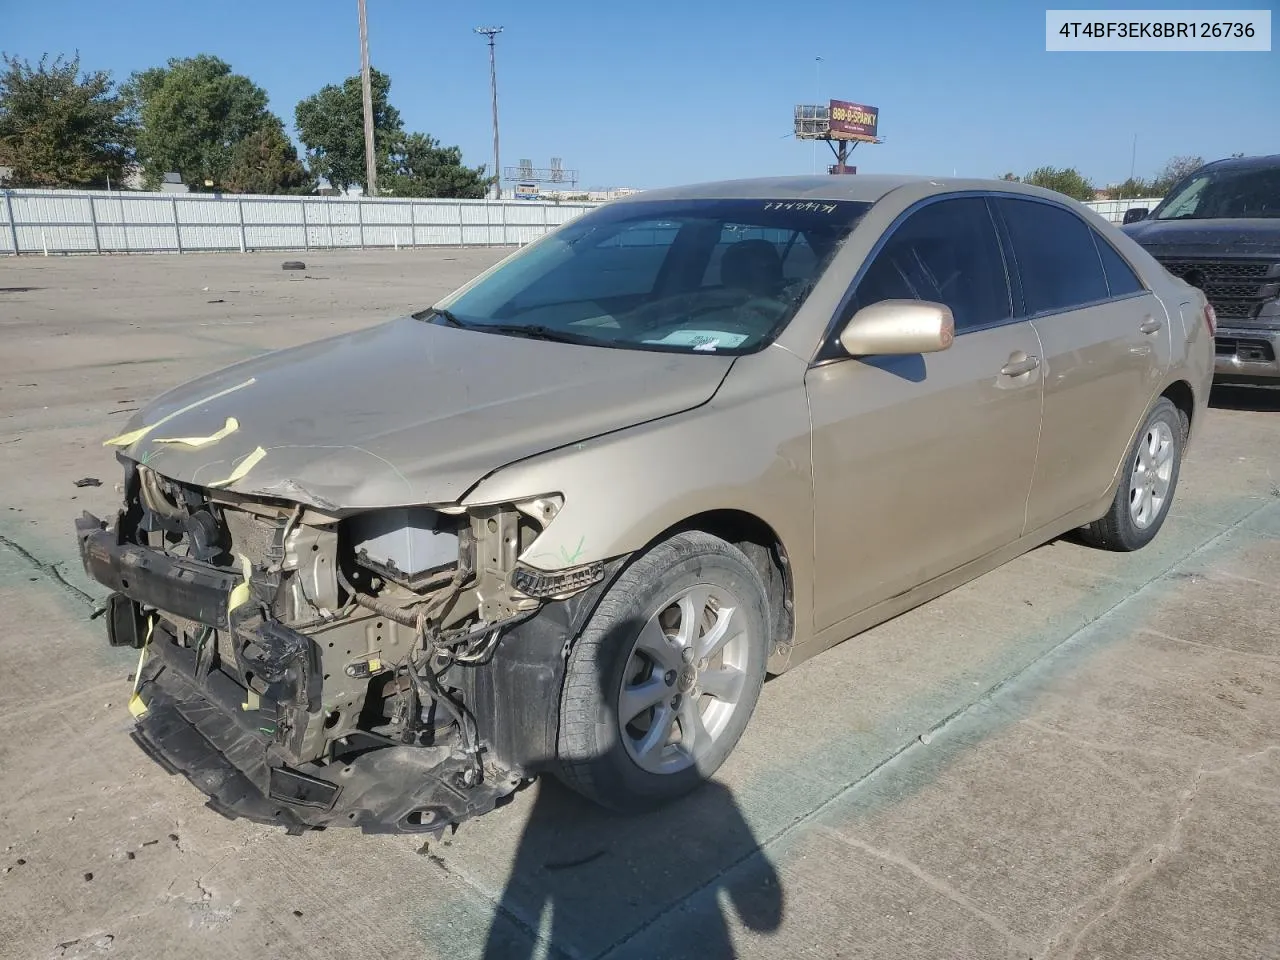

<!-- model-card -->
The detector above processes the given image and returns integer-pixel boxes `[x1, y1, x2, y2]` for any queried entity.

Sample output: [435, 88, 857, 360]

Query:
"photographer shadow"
[481, 613, 784, 960]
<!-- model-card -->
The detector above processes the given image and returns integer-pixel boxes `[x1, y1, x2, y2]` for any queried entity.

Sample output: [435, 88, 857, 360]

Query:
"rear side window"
[1092, 232, 1145, 297]
[852, 197, 1011, 332]
[998, 198, 1108, 315]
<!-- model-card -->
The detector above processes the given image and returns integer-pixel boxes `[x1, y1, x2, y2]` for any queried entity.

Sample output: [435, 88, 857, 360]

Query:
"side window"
[1092, 231, 1145, 297]
[852, 197, 1011, 332]
[998, 198, 1108, 314]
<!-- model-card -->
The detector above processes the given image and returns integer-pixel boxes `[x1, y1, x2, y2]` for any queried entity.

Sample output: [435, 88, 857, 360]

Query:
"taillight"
[1203, 302, 1217, 336]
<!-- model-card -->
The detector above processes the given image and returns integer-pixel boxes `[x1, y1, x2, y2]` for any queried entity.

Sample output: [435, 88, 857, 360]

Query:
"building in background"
[158, 172, 189, 194]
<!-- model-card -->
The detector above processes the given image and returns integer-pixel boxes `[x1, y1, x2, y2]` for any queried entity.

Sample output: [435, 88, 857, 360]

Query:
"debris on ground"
[73, 478, 102, 488]
[282, 260, 306, 271]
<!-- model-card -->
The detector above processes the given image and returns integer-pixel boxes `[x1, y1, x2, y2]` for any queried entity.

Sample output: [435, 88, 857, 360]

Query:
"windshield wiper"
[419, 309, 596, 345]
[467, 322, 595, 345]
[432, 308, 467, 327]
[412, 307, 468, 327]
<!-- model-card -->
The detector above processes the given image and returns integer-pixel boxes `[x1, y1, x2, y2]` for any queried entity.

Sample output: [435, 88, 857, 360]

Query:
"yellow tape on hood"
[154, 416, 239, 448]
[104, 378, 255, 448]
[208, 446, 267, 489]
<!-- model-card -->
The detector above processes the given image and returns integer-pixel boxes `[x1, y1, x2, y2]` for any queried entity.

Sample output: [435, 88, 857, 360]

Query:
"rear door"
[995, 197, 1172, 531]
[806, 195, 1043, 630]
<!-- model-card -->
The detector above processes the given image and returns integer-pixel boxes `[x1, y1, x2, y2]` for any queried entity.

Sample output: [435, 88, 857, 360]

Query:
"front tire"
[555, 531, 770, 812]
[1079, 397, 1184, 552]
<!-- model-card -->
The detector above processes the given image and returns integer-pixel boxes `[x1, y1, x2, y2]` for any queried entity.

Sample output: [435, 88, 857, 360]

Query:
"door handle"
[1139, 316, 1163, 334]
[1000, 354, 1040, 377]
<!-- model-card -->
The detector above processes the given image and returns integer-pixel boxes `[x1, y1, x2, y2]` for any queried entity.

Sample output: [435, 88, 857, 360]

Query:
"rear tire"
[1079, 397, 1184, 552]
[555, 531, 770, 813]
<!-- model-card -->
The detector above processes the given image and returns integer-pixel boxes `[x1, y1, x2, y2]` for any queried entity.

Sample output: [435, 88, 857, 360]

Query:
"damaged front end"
[76, 456, 617, 835]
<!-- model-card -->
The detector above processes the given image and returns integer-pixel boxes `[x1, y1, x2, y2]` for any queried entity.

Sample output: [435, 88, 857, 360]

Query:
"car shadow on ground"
[479, 613, 785, 960]
[1209, 384, 1280, 412]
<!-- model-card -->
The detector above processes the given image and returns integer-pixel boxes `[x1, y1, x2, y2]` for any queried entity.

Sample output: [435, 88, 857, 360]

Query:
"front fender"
[460, 348, 816, 638]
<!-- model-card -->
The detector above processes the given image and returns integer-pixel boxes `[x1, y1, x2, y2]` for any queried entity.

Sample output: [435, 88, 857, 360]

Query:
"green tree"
[1151, 155, 1204, 195]
[998, 171, 1020, 181]
[0, 53, 134, 188]
[294, 68, 401, 193]
[1105, 177, 1156, 199]
[222, 119, 313, 195]
[383, 133, 491, 198]
[1022, 165, 1096, 201]
[125, 54, 280, 190]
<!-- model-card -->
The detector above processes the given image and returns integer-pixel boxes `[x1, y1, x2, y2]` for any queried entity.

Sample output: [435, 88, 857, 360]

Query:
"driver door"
[805, 196, 1044, 630]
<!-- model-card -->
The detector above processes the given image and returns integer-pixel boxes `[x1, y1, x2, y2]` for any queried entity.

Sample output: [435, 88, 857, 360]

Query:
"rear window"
[702, 225, 819, 286]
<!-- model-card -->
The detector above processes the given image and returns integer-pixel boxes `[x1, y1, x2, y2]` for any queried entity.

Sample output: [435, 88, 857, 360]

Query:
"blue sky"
[4, 0, 1277, 189]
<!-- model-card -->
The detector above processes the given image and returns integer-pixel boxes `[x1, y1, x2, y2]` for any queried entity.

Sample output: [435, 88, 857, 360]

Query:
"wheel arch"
[638, 509, 796, 664]
[1160, 378, 1196, 440]
[1104, 379, 1198, 502]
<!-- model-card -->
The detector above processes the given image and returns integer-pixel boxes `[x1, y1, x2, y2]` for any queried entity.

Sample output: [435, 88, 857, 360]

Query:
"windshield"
[423, 197, 871, 354]
[1154, 165, 1280, 220]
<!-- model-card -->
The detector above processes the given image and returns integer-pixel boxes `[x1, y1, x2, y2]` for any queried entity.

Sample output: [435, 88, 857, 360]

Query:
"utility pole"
[358, 0, 378, 196]
[476, 26, 504, 200]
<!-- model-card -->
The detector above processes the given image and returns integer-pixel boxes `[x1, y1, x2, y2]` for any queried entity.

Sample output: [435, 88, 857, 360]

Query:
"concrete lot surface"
[1, 250, 1277, 960]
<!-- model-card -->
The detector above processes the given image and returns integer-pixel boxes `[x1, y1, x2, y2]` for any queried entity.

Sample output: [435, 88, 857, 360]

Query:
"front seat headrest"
[720, 239, 784, 297]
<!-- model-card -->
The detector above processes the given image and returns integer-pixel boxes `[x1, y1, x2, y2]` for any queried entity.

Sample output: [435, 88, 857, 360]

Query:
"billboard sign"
[514, 183, 540, 200]
[827, 100, 879, 142]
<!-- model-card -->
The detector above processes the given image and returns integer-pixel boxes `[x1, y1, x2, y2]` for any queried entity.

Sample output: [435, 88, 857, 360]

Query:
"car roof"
[1200, 153, 1280, 172]
[607, 174, 1092, 207]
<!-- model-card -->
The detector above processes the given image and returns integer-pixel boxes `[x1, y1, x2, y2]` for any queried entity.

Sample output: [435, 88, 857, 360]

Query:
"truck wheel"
[555, 531, 770, 812]
[1079, 397, 1184, 552]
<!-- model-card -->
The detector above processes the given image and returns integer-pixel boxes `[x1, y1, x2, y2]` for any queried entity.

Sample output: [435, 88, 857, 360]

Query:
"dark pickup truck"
[1123, 154, 1280, 385]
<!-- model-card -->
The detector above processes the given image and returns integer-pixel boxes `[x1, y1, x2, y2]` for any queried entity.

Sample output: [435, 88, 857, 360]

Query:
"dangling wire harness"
[334, 565, 537, 785]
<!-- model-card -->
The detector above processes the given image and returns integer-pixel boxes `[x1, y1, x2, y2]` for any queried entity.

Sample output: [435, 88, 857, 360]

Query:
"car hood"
[1123, 217, 1280, 258]
[115, 316, 733, 511]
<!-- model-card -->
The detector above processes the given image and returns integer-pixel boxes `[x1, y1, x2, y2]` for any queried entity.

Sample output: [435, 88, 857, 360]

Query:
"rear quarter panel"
[1090, 210, 1214, 447]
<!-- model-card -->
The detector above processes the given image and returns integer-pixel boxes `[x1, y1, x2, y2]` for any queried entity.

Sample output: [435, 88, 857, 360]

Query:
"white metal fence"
[1084, 197, 1163, 223]
[0, 189, 596, 256]
[0, 188, 1163, 256]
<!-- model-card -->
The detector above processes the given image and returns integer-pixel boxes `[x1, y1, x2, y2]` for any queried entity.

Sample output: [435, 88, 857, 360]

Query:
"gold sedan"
[78, 175, 1214, 832]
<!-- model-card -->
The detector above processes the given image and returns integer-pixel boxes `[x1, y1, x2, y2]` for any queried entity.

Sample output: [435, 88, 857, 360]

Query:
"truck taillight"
[1203, 302, 1217, 336]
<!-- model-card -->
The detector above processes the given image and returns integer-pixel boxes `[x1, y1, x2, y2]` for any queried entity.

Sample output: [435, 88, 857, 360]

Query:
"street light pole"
[358, 0, 378, 197]
[476, 26, 504, 200]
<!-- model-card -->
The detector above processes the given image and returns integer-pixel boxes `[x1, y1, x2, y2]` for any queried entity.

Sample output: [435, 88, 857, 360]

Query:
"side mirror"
[1122, 207, 1149, 224]
[838, 300, 955, 357]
